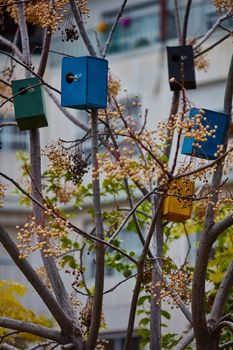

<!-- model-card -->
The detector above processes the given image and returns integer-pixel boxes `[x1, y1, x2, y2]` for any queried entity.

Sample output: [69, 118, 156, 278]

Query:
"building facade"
[0, 1, 232, 349]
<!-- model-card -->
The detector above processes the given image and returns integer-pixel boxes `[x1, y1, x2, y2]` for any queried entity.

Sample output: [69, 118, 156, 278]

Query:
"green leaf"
[161, 309, 171, 320]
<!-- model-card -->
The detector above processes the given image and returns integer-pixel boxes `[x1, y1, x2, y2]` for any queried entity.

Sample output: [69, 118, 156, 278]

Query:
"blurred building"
[0, 0, 232, 349]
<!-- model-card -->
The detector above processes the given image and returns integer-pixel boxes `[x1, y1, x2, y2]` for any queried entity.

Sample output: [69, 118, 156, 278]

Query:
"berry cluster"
[0, 183, 7, 208]
[16, 214, 70, 259]
[61, 24, 79, 42]
[43, 141, 70, 176]
[212, 0, 233, 12]
[68, 149, 88, 184]
[146, 269, 192, 308]
[108, 75, 121, 99]
[5, 0, 89, 33]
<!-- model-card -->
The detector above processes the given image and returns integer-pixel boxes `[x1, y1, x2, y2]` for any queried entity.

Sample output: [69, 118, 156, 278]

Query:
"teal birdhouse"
[11, 77, 48, 130]
[61, 56, 108, 110]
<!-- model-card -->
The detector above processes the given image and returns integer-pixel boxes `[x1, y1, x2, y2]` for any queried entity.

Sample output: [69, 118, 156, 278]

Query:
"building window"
[0, 116, 29, 151]
[99, 1, 176, 54]
[99, 334, 141, 350]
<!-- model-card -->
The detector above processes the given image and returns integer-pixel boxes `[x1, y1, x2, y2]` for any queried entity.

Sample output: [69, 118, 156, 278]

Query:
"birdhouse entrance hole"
[19, 87, 27, 95]
[66, 73, 75, 84]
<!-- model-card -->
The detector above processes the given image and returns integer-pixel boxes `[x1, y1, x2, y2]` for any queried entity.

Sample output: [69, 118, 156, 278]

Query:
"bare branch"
[123, 197, 163, 350]
[0, 1, 29, 8]
[195, 34, 231, 58]
[219, 340, 233, 349]
[0, 122, 17, 127]
[37, 28, 52, 77]
[0, 331, 20, 344]
[102, 0, 128, 58]
[182, 0, 192, 45]
[210, 260, 233, 322]
[175, 146, 233, 180]
[0, 49, 61, 95]
[174, 0, 182, 44]
[45, 87, 89, 131]
[0, 171, 137, 263]
[0, 318, 65, 344]
[0, 224, 73, 331]
[28, 341, 57, 350]
[173, 329, 194, 350]
[107, 187, 157, 245]
[0, 35, 22, 59]
[69, 0, 97, 57]
[0, 344, 19, 350]
[214, 321, 233, 334]
[194, 10, 232, 50]
[191, 53, 233, 349]
[86, 110, 105, 350]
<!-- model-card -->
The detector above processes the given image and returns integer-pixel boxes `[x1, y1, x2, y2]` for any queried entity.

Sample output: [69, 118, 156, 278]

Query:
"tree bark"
[192, 54, 233, 350]
[0, 225, 72, 331]
[0, 318, 65, 343]
[150, 196, 163, 350]
[86, 111, 105, 350]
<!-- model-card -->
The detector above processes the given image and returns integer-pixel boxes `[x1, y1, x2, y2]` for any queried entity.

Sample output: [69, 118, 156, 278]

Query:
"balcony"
[50, 0, 230, 64]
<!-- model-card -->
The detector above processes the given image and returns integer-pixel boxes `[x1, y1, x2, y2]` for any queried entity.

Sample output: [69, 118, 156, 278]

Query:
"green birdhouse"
[11, 77, 48, 130]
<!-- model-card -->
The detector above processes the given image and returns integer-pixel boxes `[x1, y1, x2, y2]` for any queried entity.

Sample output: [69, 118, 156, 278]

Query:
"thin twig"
[180, 222, 191, 269]
[102, 0, 128, 58]
[175, 147, 233, 179]
[107, 187, 157, 245]
[194, 10, 232, 50]
[69, 0, 97, 57]
[0, 49, 61, 95]
[219, 340, 233, 349]
[33, 45, 76, 58]
[45, 87, 89, 131]
[94, 31, 102, 57]
[0, 82, 43, 109]
[0, 79, 11, 87]
[174, 0, 182, 44]
[0, 331, 20, 344]
[0, 35, 22, 59]
[28, 341, 57, 350]
[182, 0, 192, 45]
[195, 33, 230, 58]
[0, 0, 29, 8]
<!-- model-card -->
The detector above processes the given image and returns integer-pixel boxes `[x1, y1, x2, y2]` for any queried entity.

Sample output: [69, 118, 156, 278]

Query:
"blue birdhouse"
[61, 56, 108, 110]
[181, 108, 230, 160]
[167, 45, 196, 91]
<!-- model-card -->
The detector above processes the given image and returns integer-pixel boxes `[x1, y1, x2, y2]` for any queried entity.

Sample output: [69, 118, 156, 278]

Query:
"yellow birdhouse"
[96, 22, 108, 33]
[163, 179, 194, 222]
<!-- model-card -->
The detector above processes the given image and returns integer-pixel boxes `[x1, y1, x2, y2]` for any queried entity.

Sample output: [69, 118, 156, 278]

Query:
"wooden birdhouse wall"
[163, 180, 194, 222]
[181, 108, 230, 160]
[167, 45, 196, 91]
[61, 56, 108, 110]
[11, 77, 48, 130]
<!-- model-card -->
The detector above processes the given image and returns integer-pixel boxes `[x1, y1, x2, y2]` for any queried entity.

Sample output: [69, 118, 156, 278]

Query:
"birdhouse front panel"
[11, 77, 48, 130]
[181, 108, 230, 160]
[163, 180, 194, 222]
[61, 56, 108, 109]
[167, 45, 196, 91]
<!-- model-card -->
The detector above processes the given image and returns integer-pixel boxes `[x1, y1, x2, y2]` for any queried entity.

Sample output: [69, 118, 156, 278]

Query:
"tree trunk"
[150, 197, 163, 350]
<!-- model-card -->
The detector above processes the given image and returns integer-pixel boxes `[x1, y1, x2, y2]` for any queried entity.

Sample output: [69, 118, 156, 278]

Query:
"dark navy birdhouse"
[61, 56, 108, 109]
[11, 77, 48, 130]
[167, 45, 196, 91]
[181, 108, 230, 160]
